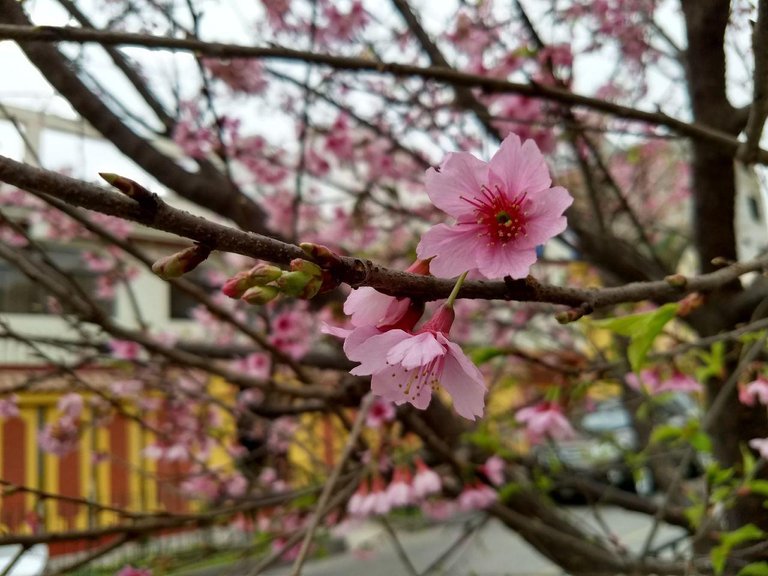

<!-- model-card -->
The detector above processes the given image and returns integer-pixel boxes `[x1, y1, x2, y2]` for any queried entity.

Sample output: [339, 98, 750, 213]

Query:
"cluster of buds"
[222, 259, 325, 305]
[221, 243, 344, 305]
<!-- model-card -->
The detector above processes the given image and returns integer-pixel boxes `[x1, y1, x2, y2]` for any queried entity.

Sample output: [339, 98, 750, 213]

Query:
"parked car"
[533, 395, 699, 501]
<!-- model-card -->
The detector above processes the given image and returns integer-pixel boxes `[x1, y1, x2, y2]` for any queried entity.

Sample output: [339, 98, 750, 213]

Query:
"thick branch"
[741, 0, 768, 163]
[1, 155, 767, 312]
[0, 24, 765, 163]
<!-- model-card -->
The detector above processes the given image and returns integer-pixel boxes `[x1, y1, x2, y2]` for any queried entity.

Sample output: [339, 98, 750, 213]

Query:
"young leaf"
[594, 303, 678, 371]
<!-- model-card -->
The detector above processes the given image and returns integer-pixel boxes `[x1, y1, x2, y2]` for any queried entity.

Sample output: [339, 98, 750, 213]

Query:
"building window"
[0, 246, 112, 314]
[169, 269, 216, 319]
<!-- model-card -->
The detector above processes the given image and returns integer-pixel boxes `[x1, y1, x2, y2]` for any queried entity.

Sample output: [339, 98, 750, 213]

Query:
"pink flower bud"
[221, 264, 282, 298]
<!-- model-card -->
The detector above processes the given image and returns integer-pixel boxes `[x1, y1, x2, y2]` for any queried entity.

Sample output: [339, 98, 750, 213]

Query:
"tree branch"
[2, 154, 767, 312]
[0, 24, 765, 163]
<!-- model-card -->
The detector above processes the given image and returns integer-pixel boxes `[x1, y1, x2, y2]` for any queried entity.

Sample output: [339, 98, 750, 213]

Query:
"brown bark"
[682, 0, 768, 532]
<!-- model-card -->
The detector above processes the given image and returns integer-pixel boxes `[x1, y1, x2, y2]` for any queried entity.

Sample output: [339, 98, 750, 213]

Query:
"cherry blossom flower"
[0, 395, 20, 419]
[233, 352, 271, 379]
[740, 376, 768, 406]
[481, 455, 505, 486]
[412, 459, 442, 499]
[749, 438, 768, 460]
[347, 481, 370, 517]
[57, 393, 84, 420]
[366, 398, 396, 428]
[458, 483, 497, 511]
[346, 306, 486, 420]
[343, 259, 430, 328]
[109, 339, 143, 361]
[417, 134, 572, 279]
[421, 500, 456, 521]
[267, 417, 297, 454]
[516, 402, 575, 444]
[116, 566, 152, 576]
[385, 467, 413, 508]
[39, 418, 80, 456]
[626, 369, 700, 395]
[109, 379, 144, 398]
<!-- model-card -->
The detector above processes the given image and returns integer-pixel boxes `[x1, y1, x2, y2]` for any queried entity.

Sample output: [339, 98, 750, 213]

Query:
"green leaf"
[689, 430, 712, 453]
[650, 424, 683, 445]
[738, 562, 768, 576]
[696, 341, 725, 381]
[742, 444, 758, 476]
[594, 303, 678, 371]
[498, 482, 523, 502]
[470, 347, 505, 364]
[712, 524, 766, 575]
[684, 502, 705, 528]
[465, 429, 502, 452]
[745, 480, 768, 498]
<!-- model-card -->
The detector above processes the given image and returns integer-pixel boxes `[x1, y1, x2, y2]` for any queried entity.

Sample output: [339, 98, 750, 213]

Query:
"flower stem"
[446, 271, 469, 308]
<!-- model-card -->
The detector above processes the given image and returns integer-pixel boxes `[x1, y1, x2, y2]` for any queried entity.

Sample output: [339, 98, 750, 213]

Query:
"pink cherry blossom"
[740, 376, 768, 406]
[366, 398, 396, 428]
[481, 455, 505, 486]
[57, 393, 84, 419]
[267, 417, 297, 454]
[109, 339, 143, 361]
[749, 438, 768, 460]
[516, 402, 575, 444]
[347, 481, 370, 517]
[659, 373, 701, 394]
[110, 379, 143, 398]
[116, 566, 152, 576]
[38, 418, 80, 456]
[385, 468, 413, 508]
[458, 483, 497, 511]
[343, 259, 430, 328]
[233, 353, 271, 379]
[626, 369, 700, 395]
[417, 134, 572, 279]
[412, 459, 442, 499]
[421, 499, 456, 521]
[346, 307, 486, 420]
[0, 395, 20, 419]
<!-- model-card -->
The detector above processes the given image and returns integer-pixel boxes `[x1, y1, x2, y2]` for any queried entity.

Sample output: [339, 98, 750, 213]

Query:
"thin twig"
[288, 393, 374, 575]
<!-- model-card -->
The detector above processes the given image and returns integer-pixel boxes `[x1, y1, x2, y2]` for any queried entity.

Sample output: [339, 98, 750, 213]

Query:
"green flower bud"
[242, 285, 280, 305]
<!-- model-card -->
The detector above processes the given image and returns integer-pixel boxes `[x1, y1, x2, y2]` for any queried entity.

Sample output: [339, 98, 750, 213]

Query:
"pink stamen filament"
[460, 185, 528, 247]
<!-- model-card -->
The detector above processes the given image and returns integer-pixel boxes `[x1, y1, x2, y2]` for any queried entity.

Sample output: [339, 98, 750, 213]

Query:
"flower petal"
[371, 365, 433, 410]
[344, 287, 396, 327]
[386, 332, 445, 370]
[417, 223, 483, 278]
[489, 136, 551, 199]
[425, 152, 489, 218]
[439, 338, 486, 420]
[320, 322, 352, 339]
[515, 186, 572, 248]
[347, 329, 409, 376]
[476, 244, 538, 279]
